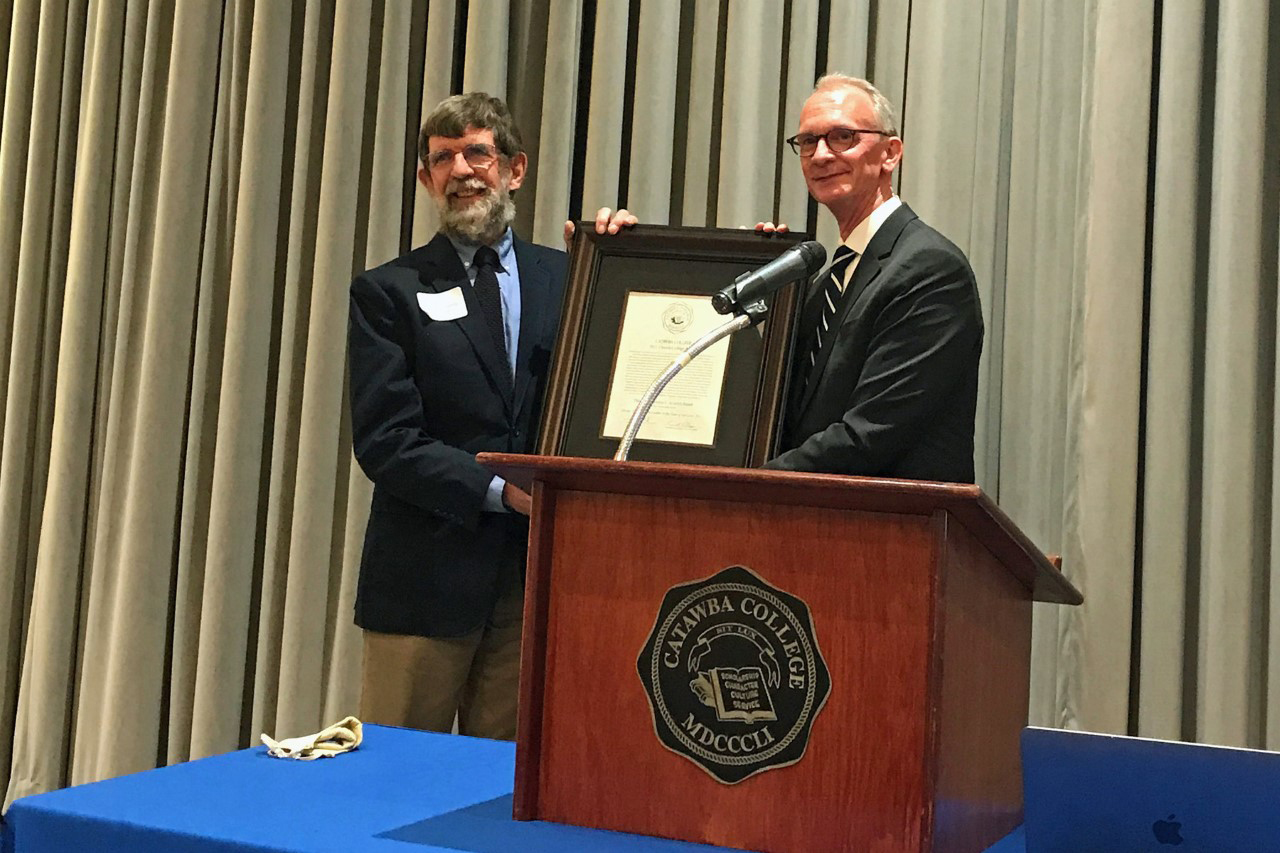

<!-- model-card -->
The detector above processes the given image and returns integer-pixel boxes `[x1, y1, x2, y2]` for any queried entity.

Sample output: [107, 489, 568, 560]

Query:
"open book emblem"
[690, 666, 778, 725]
[637, 565, 831, 784]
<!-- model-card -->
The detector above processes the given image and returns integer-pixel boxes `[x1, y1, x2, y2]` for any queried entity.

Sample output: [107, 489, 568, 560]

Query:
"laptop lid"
[1021, 726, 1280, 853]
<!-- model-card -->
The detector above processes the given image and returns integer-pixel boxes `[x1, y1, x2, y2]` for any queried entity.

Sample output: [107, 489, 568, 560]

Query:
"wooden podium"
[480, 454, 1081, 853]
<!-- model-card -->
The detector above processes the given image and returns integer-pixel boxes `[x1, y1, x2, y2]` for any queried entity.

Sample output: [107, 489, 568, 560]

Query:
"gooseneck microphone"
[711, 240, 827, 314]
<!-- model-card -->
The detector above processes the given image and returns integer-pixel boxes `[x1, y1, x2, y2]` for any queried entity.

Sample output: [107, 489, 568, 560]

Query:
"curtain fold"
[676, 0, 719, 228]
[578, 1, 628, 218]
[182, 0, 295, 763]
[0, 0, 88, 804]
[249, 0, 333, 748]
[463, 0, 509, 97]
[1138, 0, 1208, 744]
[713, 2, 783, 228]
[776, 0, 819, 230]
[1137, 0, 1280, 750]
[2, 0, 1278, 807]
[1195, 0, 1275, 748]
[1066, 0, 1153, 735]
[528, 0, 580, 246]
[507, 0, 550, 242]
[267, 0, 372, 739]
[625, 0, 679, 225]
[72, 0, 225, 786]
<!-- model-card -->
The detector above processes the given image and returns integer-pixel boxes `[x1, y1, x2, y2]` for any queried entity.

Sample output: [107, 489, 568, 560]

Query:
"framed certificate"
[537, 225, 810, 468]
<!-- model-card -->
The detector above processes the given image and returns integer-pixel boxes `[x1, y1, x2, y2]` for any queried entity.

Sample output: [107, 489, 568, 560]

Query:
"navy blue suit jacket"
[767, 203, 983, 483]
[348, 232, 567, 637]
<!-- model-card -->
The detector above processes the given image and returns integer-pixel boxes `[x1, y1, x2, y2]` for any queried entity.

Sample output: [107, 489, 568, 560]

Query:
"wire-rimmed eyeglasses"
[425, 143, 500, 171]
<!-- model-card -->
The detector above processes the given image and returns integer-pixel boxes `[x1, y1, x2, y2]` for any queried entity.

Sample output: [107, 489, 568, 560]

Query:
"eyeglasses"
[425, 142, 499, 171]
[785, 128, 894, 156]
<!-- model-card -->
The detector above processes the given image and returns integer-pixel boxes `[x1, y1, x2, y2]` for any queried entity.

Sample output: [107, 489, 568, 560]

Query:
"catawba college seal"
[637, 565, 831, 784]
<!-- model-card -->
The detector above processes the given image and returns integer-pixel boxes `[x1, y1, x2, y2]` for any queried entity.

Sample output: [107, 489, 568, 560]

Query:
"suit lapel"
[795, 203, 918, 416]
[414, 233, 514, 411]
[512, 237, 550, 421]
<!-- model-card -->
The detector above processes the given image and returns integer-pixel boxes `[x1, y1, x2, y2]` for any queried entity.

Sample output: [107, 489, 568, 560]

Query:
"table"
[1, 724, 1024, 851]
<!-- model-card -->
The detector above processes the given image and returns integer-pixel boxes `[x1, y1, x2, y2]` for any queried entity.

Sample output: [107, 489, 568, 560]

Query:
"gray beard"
[435, 181, 516, 246]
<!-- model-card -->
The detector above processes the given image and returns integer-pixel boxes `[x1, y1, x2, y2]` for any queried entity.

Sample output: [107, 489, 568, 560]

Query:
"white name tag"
[417, 287, 468, 321]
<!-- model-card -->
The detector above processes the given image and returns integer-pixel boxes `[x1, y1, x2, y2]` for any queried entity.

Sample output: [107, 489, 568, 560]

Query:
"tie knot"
[473, 245, 502, 272]
[832, 245, 857, 267]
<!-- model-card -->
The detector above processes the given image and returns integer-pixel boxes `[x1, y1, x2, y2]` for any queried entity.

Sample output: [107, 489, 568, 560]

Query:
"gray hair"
[813, 74, 900, 137]
[418, 92, 524, 165]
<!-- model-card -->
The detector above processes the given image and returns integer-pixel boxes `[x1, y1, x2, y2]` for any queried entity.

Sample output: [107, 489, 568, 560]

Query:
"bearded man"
[347, 93, 632, 738]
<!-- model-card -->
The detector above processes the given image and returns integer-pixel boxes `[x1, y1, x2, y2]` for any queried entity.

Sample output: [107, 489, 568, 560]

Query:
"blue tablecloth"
[1, 724, 1024, 851]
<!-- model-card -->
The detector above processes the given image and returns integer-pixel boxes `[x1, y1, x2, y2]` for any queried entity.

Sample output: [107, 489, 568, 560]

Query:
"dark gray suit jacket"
[767, 203, 983, 483]
[348, 232, 567, 637]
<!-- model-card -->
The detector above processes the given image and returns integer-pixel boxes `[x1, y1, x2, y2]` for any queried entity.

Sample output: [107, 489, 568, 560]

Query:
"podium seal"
[636, 565, 831, 784]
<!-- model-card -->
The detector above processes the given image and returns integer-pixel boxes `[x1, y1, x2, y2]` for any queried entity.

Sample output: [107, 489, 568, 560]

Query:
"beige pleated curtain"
[1, 0, 1277, 807]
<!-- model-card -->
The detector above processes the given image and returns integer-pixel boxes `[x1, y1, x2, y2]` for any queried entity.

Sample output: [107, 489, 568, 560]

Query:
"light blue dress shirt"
[448, 228, 522, 513]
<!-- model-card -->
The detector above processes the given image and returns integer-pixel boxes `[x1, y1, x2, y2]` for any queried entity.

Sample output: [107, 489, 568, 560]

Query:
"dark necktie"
[805, 245, 858, 374]
[472, 245, 508, 370]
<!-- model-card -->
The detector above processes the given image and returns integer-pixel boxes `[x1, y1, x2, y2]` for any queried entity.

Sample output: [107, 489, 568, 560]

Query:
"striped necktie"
[806, 245, 858, 372]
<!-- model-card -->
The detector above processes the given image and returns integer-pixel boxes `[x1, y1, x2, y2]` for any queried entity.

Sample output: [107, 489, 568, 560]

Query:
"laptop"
[1021, 726, 1280, 852]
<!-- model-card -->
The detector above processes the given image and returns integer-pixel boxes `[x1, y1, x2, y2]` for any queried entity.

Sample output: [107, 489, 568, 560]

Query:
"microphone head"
[796, 240, 827, 274]
[712, 239, 830, 314]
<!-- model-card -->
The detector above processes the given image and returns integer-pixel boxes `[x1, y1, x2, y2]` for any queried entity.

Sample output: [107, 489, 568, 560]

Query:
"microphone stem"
[614, 313, 754, 461]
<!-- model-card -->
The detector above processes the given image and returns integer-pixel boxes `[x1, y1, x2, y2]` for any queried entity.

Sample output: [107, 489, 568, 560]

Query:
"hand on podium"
[502, 481, 532, 516]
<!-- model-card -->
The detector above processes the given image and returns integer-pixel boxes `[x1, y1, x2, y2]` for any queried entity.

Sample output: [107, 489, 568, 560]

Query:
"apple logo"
[1152, 814, 1184, 846]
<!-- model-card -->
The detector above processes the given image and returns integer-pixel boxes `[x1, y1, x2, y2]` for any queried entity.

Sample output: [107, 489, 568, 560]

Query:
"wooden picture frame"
[537, 224, 810, 468]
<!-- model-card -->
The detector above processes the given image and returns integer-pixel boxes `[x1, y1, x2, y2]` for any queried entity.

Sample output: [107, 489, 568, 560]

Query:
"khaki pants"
[359, 577, 524, 740]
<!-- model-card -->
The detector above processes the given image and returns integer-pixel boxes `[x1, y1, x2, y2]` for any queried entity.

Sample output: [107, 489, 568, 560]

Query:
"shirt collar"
[448, 227, 515, 272]
[841, 195, 903, 256]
